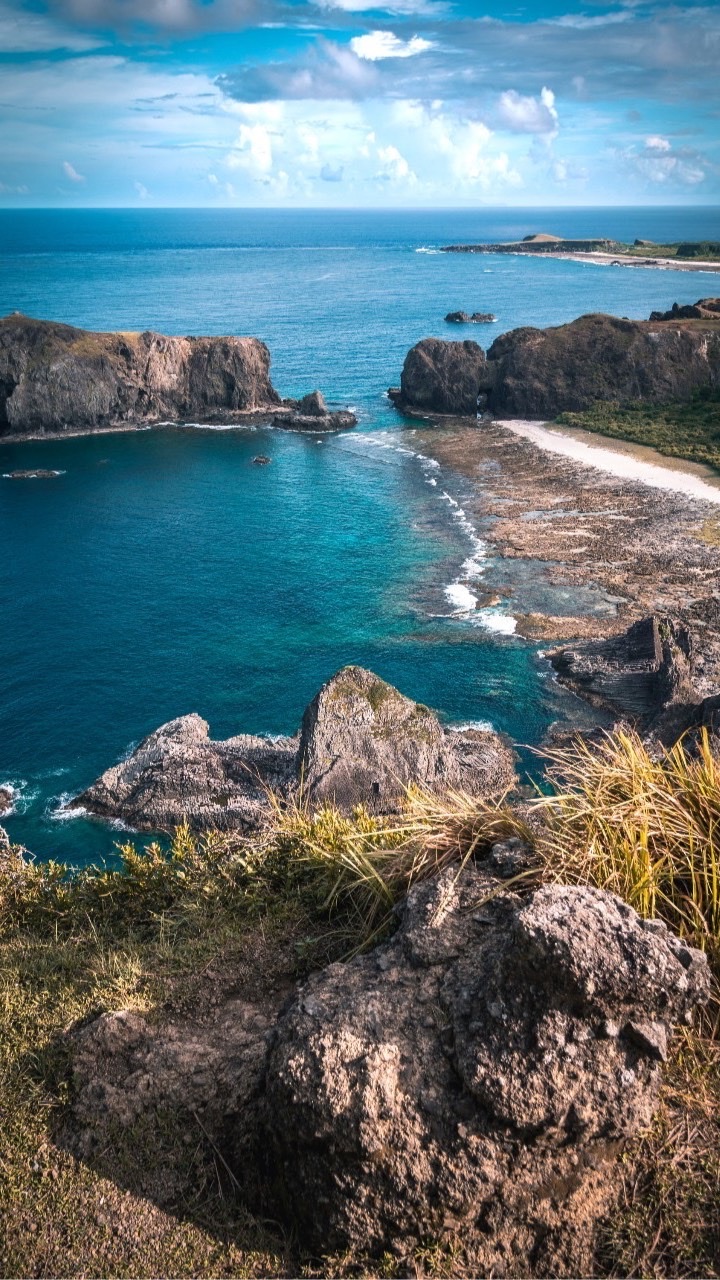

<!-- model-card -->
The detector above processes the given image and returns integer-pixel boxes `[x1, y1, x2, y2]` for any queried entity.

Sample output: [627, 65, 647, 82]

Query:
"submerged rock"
[391, 306, 720, 418]
[72, 667, 515, 831]
[256, 868, 709, 1266]
[251, 455, 271, 465]
[3, 468, 63, 479]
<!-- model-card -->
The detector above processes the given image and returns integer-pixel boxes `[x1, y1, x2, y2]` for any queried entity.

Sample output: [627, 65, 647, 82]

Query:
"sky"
[0, 0, 718, 207]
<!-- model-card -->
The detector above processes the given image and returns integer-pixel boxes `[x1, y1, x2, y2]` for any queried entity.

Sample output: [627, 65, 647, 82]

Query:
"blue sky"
[1, 0, 718, 206]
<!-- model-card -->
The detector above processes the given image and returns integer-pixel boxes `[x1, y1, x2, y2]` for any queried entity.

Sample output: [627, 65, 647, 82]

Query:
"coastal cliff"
[0, 314, 355, 438]
[390, 304, 720, 418]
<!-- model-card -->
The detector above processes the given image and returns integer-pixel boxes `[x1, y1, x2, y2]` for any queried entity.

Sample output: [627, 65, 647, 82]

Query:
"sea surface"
[1, 206, 718, 864]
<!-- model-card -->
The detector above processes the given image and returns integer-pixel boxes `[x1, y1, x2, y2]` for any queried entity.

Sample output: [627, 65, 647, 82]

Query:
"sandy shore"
[406, 415, 720, 689]
[546, 251, 720, 273]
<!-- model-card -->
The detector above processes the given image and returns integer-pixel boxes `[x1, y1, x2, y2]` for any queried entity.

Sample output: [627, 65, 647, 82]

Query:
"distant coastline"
[440, 234, 720, 273]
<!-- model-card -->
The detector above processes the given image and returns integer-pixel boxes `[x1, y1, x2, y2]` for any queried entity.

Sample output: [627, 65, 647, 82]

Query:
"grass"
[620, 241, 720, 262]
[555, 389, 720, 474]
[2, 724, 720, 1276]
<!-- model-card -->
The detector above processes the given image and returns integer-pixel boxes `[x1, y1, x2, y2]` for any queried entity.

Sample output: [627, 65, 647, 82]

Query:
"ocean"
[1, 206, 718, 864]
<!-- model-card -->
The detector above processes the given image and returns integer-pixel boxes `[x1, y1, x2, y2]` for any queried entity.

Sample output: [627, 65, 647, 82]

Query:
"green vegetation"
[1, 725, 720, 1276]
[555, 388, 720, 473]
[621, 241, 720, 262]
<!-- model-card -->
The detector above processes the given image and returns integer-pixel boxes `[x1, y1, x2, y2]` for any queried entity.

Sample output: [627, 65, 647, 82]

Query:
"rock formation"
[298, 665, 514, 810]
[66, 860, 710, 1272]
[649, 297, 720, 321]
[70, 715, 299, 832]
[258, 868, 709, 1266]
[0, 314, 357, 438]
[445, 311, 497, 324]
[274, 389, 356, 432]
[0, 787, 13, 815]
[390, 305, 720, 418]
[3, 469, 62, 479]
[72, 667, 515, 831]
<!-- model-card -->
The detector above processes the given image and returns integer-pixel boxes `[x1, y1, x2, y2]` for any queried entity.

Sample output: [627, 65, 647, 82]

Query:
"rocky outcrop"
[445, 311, 497, 324]
[0, 314, 357, 438]
[649, 297, 720, 321]
[274, 389, 356, 432]
[391, 306, 720, 418]
[3, 469, 62, 479]
[442, 237, 614, 254]
[0, 787, 13, 815]
[71, 715, 299, 832]
[388, 337, 489, 416]
[549, 616, 698, 739]
[258, 869, 708, 1265]
[298, 665, 514, 810]
[65, 859, 709, 1272]
[72, 667, 515, 831]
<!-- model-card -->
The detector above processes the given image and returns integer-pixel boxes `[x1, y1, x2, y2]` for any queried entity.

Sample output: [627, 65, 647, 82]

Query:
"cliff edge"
[390, 303, 720, 418]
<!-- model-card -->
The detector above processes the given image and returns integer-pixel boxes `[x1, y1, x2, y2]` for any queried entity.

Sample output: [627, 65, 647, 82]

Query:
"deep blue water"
[1, 207, 718, 864]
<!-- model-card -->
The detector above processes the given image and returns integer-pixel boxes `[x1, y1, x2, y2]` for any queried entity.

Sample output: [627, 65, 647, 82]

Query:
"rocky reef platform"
[0, 314, 356, 440]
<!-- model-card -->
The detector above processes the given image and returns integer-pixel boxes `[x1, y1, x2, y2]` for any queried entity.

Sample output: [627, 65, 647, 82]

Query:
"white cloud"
[0, 1, 101, 52]
[134, 180, 150, 198]
[350, 31, 434, 60]
[376, 142, 415, 183]
[62, 160, 85, 182]
[317, 0, 444, 12]
[497, 86, 559, 138]
[645, 134, 671, 151]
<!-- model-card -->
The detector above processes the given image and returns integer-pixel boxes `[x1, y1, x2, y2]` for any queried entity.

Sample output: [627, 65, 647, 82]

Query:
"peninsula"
[0, 314, 356, 440]
[440, 232, 720, 272]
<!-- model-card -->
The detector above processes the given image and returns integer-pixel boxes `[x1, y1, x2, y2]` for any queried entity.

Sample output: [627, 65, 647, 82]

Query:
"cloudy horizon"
[1, 0, 718, 207]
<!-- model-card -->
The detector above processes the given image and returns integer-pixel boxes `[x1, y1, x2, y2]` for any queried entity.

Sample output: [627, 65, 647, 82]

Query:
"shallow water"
[1, 207, 717, 863]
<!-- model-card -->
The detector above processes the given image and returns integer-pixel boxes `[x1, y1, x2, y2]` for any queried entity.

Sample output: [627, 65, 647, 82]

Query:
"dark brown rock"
[445, 311, 497, 324]
[549, 615, 697, 737]
[649, 297, 720, 321]
[391, 308, 720, 419]
[257, 866, 710, 1265]
[0, 787, 13, 815]
[389, 336, 489, 415]
[0, 314, 282, 439]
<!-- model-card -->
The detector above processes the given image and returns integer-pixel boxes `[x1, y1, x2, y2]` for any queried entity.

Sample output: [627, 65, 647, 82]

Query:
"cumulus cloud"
[0, 0, 100, 51]
[320, 161, 343, 180]
[622, 137, 712, 187]
[496, 86, 559, 138]
[62, 160, 85, 181]
[316, 0, 445, 12]
[375, 142, 415, 182]
[350, 31, 433, 60]
[134, 179, 150, 197]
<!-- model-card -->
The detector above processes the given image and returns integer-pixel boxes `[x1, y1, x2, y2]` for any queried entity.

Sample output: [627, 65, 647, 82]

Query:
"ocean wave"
[48, 792, 86, 821]
[447, 719, 495, 733]
[472, 610, 518, 636]
[415, 247, 441, 255]
[445, 582, 478, 613]
[0, 779, 40, 816]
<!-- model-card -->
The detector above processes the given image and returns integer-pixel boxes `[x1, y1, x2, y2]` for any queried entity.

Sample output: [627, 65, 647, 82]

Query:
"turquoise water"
[1, 207, 718, 864]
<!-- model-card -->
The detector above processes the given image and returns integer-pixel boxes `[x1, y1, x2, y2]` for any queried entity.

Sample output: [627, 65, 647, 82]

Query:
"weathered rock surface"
[549, 615, 699, 739]
[298, 665, 515, 810]
[71, 714, 299, 832]
[388, 337, 489, 415]
[0, 314, 283, 438]
[0, 787, 13, 815]
[64, 858, 709, 1272]
[72, 667, 515, 831]
[391, 307, 720, 417]
[3, 468, 62, 479]
[256, 867, 709, 1266]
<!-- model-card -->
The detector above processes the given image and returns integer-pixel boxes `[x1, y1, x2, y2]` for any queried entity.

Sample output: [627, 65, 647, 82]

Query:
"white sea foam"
[415, 247, 441, 255]
[445, 582, 478, 612]
[181, 422, 258, 432]
[473, 610, 518, 635]
[49, 793, 85, 821]
[448, 719, 495, 733]
[426, 477, 438, 486]
[0, 779, 41, 815]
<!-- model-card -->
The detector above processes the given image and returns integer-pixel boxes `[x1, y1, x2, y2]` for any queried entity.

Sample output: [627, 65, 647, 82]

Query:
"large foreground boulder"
[255, 867, 709, 1268]
[72, 667, 515, 830]
[390, 305, 720, 418]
